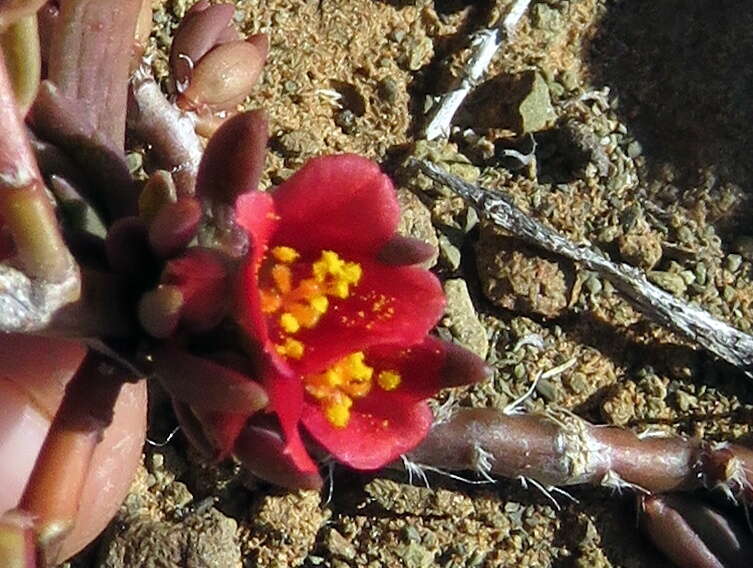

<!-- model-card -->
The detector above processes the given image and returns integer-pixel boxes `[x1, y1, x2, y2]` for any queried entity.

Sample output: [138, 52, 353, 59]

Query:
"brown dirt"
[66, 1, 753, 566]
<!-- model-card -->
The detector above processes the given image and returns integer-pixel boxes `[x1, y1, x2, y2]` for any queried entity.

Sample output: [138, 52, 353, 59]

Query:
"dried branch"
[422, 0, 532, 140]
[407, 408, 753, 504]
[413, 160, 753, 378]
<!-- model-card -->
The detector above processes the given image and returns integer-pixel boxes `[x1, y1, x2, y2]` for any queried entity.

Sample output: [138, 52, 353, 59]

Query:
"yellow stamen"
[276, 338, 305, 359]
[271, 264, 292, 294]
[289, 302, 321, 328]
[345, 352, 373, 381]
[271, 246, 299, 263]
[310, 295, 329, 314]
[260, 290, 282, 314]
[377, 370, 401, 391]
[325, 400, 351, 428]
[279, 312, 300, 333]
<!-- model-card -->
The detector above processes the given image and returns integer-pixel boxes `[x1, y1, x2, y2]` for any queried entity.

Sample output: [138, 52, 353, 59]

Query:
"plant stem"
[18, 350, 127, 566]
[407, 408, 753, 504]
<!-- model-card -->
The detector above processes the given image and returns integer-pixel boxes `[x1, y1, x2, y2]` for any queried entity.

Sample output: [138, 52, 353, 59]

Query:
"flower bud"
[169, 2, 235, 90]
[178, 37, 267, 112]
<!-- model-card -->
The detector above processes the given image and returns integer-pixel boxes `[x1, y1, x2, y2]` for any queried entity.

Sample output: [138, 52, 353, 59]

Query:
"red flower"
[234, 155, 455, 473]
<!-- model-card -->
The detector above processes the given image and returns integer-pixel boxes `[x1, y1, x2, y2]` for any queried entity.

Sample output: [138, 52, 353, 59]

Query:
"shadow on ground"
[588, 0, 753, 192]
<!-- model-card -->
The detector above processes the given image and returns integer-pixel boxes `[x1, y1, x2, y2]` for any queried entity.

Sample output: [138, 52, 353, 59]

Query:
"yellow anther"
[289, 303, 320, 328]
[377, 370, 401, 391]
[260, 290, 282, 314]
[325, 368, 343, 388]
[343, 380, 371, 398]
[276, 338, 304, 359]
[310, 295, 329, 314]
[271, 246, 299, 263]
[279, 312, 300, 333]
[325, 401, 351, 428]
[345, 352, 373, 381]
[271, 264, 293, 294]
[342, 262, 362, 284]
[331, 280, 350, 299]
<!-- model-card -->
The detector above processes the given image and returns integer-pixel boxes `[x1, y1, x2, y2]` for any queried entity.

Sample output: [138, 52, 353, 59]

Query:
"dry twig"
[413, 159, 753, 378]
[422, 0, 532, 140]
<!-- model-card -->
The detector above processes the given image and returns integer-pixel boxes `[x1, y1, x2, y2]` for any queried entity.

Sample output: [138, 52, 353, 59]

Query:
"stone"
[457, 71, 555, 134]
[476, 228, 569, 318]
[99, 508, 241, 568]
[618, 231, 663, 270]
[396, 188, 439, 268]
[648, 271, 687, 297]
[442, 279, 489, 359]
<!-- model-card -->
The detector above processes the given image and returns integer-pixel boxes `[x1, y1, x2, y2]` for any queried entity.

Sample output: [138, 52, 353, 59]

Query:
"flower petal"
[301, 338, 464, 470]
[236, 191, 277, 343]
[235, 416, 322, 489]
[283, 257, 444, 374]
[271, 155, 399, 255]
[303, 397, 433, 470]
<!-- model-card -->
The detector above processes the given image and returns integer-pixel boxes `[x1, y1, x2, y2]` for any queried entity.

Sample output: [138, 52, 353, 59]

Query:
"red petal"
[284, 257, 445, 374]
[303, 398, 433, 470]
[301, 338, 452, 470]
[235, 190, 277, 258]
[271, 155, 399, 256]
[258, 353, 316, 474]
[236, 191, 277, 343]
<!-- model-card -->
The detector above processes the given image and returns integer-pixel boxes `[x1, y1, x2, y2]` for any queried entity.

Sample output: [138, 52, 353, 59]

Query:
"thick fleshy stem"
[407, 408, 753, 504]
[128, 67, 204, 197]
[17, 350, 130, 567]
[0, 50, 79, 333]
[0, 12, 41, 114]
[0, 512, 35, 568]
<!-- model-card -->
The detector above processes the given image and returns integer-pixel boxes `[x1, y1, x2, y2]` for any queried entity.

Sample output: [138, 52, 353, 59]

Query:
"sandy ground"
[66, 0, 753, 566]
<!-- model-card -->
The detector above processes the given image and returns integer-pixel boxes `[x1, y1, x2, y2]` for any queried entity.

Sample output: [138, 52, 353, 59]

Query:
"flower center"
[304, 351, 401, 428]
[259, 246, 400, 428]
[259, 246, 362, 360]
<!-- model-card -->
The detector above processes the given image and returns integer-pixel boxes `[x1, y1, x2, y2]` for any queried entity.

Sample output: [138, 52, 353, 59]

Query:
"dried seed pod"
[178, 37, 267, 112]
